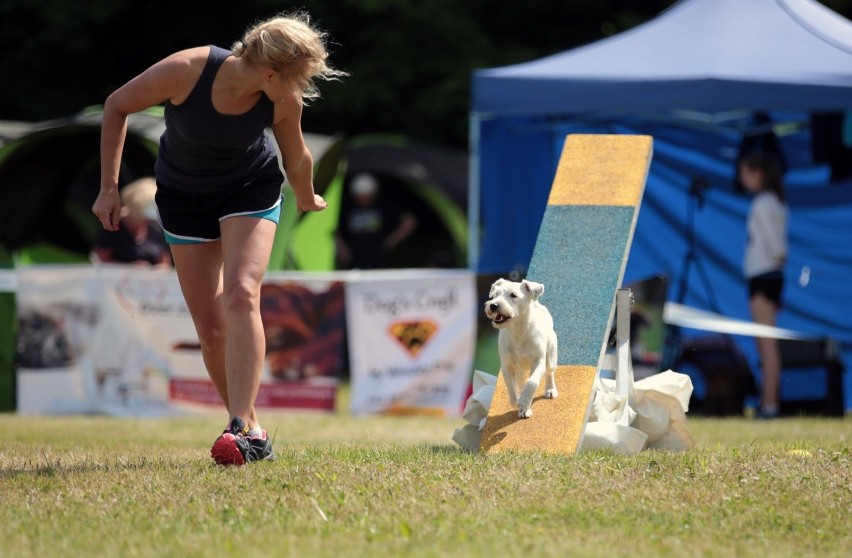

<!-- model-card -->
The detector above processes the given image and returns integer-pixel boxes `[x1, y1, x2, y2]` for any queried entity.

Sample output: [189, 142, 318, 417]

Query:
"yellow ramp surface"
[480, 365, 597, 454]
[481, 134, 653, 455]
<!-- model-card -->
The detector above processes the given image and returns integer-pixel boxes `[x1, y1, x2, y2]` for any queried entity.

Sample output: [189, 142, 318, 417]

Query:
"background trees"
[1, 0, 850, 148]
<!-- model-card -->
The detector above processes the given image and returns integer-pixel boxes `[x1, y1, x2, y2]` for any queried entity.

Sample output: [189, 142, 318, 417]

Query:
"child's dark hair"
[740, 148, 786, 203]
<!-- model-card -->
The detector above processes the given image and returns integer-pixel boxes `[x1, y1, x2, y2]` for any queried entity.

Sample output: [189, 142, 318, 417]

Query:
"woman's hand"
[92, 189, 122, 231]
[297, 193, 327, 212]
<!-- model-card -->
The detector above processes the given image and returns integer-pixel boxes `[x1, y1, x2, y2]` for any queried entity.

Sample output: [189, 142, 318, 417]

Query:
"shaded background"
[8, 0, 851, 148]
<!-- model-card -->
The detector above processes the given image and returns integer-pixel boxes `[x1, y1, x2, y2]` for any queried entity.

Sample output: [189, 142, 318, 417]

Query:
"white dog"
[484, 278, 558, 418]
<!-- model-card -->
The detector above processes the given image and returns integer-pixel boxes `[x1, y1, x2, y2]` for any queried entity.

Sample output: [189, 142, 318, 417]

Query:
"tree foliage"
[1, 0, 850, 148]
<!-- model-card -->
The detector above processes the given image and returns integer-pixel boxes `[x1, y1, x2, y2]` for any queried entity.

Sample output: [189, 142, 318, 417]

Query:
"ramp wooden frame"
[480, 134, 653, 454]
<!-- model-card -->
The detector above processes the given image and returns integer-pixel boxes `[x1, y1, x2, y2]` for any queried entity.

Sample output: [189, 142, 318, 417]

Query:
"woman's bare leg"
[170, 241, 259, 426]
[219, 216, 277, 428]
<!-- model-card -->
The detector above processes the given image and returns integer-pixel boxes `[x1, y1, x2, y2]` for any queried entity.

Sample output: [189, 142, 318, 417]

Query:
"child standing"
[739, 148, 788, 418]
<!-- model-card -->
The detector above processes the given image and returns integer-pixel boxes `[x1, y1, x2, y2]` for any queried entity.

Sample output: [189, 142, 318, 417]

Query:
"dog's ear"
[522, 280, 544, 299]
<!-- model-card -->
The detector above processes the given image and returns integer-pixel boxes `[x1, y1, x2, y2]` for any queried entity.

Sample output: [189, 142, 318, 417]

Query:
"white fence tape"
[663, 301, 815, 341]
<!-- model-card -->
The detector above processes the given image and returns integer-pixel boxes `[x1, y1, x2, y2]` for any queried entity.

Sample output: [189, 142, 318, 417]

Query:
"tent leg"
[467, 112, 481, 270]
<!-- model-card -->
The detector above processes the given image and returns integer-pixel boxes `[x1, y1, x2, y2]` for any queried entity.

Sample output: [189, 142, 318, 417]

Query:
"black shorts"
[155, 179, 283, 244]
[748, 271, 784, 305]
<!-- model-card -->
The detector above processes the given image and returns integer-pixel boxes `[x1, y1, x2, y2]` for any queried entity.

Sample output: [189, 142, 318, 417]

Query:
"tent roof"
[472, 0, 852, 115]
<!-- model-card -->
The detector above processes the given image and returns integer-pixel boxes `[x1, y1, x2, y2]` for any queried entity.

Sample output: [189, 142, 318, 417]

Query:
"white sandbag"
[581, 422, 648, 454]
[460, 370, 497, 427]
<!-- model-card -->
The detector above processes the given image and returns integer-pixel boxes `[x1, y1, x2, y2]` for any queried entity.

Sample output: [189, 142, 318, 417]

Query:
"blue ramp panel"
[482, 134, 653, 454]
[531, 205, 636, 366]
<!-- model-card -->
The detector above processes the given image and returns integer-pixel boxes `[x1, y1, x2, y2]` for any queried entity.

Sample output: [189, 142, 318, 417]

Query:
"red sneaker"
[210, 417, 275, 466]
[210, 417, 250, 466]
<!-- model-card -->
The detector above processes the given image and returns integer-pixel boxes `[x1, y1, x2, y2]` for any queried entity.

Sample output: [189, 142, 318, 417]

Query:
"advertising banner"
[14, 266, 475, 417]
[15, 266, 345, 415]
[345, 270, 476, 417]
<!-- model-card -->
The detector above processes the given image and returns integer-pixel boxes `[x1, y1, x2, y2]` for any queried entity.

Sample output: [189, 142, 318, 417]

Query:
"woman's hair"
[232, 11, 346, 103]
[740, 148, 786, 203]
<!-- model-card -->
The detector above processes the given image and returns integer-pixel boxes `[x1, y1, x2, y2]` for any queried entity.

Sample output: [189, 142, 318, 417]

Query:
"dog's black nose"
[490, 303, 498, 311]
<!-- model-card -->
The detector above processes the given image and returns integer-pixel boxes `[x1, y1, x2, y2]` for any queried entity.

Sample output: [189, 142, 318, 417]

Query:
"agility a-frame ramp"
[481, 134, 653, 454]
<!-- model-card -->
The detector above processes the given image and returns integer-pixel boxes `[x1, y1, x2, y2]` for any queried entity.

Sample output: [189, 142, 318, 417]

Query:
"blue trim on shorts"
[164, 195, 283, 245]
[163, 230, 215, 245]
[219, 196, 282, 225]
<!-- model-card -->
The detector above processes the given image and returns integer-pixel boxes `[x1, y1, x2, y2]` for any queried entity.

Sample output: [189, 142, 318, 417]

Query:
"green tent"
[284, 134, 469, 271]
[0, 110, 470, 410]
[0, 107, 163, 263]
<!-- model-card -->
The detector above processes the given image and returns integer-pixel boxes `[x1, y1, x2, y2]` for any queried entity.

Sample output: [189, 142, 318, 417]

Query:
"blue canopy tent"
[469, 0, 852, 412]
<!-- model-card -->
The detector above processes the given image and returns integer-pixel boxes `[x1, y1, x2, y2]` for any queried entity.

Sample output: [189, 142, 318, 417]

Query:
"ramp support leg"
[615, 288, 636, 424]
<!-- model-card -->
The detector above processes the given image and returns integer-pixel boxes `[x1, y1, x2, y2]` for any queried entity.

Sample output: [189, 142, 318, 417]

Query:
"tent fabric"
[343, 138, 469, 212]
[478, 113, 852, 411]
[0, 111, 161, 254]
[283, 134, 471, 271]
[469, 0, 852, 411]
[473, 0, 852, 275]
[472, 0, 852, 115]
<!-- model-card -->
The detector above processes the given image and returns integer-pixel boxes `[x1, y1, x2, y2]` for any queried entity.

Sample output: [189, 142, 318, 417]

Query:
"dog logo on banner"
[388, 320, 438, 357]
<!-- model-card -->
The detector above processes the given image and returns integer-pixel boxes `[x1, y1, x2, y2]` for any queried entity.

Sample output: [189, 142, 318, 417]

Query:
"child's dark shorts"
[155, 179, 283, 244]
[748, 270, 784, 305]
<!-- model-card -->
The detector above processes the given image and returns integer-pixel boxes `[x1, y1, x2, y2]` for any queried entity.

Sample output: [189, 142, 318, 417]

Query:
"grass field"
[1, 408, 849, 558]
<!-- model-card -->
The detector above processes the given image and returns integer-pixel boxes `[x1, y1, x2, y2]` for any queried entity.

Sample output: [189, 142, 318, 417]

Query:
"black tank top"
[155, 46, 283, 193]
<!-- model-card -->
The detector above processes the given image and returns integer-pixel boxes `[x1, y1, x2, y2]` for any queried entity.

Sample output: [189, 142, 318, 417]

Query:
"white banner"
[16, 266, 102, 414]
[345, 269, 476, 417]
[16, 266, 346, 415]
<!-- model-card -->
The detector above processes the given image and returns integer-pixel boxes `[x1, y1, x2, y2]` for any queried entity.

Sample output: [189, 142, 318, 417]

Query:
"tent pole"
[467, 112, 481, 271]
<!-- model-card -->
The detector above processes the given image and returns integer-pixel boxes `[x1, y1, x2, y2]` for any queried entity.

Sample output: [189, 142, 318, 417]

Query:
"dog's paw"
[518, 407, 533, 419]
[544, 388, 558, 399]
